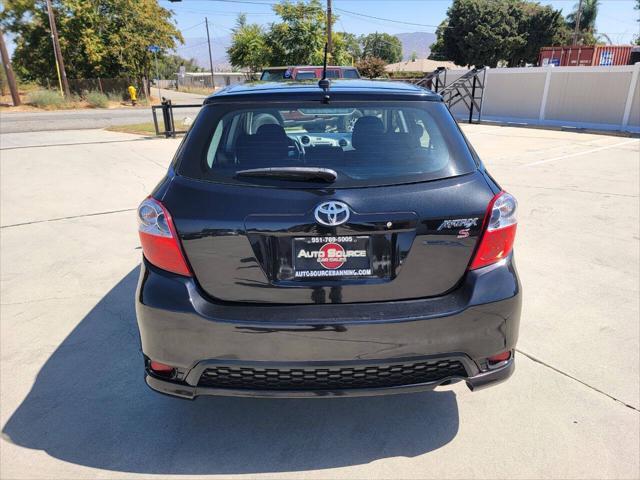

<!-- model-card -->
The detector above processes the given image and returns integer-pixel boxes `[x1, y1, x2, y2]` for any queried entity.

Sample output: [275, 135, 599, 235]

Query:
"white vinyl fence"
[445, 64, 640, 133]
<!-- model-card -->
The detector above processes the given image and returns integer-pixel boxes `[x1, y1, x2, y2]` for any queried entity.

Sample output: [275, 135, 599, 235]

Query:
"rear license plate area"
[293, 236, 374, 279]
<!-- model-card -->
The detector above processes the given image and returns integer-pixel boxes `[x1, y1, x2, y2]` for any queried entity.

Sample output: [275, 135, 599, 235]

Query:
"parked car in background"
[260, 66, 360, 81]
[136, 79, 521, 399]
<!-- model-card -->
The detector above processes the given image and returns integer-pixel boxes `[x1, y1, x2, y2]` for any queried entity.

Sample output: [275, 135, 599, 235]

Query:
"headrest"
[351, 116, 385, 150]
[256, 123, 288, 140]
[237, 123, 289, 166]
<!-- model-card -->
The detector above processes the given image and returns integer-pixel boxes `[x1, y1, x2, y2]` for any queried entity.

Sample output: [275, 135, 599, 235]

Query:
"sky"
[159, 0, 640, 46]
[3, 0, 638, 57]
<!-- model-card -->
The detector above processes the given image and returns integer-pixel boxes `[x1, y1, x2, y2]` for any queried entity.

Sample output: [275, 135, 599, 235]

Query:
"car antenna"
[318, 43, 331, 104]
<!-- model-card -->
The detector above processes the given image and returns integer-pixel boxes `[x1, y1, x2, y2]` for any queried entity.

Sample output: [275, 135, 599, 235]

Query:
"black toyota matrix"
[135, 79, 521, 399]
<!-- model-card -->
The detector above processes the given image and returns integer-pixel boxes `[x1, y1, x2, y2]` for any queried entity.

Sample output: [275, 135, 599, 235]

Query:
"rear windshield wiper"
[235, 167, 337, 183]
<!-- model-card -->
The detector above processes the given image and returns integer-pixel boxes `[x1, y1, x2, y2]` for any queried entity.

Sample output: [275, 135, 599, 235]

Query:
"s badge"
[457, 228, 471, 239]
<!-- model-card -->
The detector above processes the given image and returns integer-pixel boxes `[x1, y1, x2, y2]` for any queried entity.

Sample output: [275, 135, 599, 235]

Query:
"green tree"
[428, 21, 451, 62]
[156, 54, 202, 78]
[1, 0, 183, 85]
[329, 32, 358, 66]
[339, 32, 362, 63]
[227, 1, 353, 71]
[567, 0, 600, 45]
[429, 0, 567, 68]
[509, 3, 570, 66]
[361, 32, 402, 64]
[266, 0, 327, 65]
[227, 14, 270, 75]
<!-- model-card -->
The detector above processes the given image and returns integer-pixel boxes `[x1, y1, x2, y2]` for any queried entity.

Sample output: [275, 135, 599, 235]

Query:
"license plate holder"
[292, 236, 373, 279]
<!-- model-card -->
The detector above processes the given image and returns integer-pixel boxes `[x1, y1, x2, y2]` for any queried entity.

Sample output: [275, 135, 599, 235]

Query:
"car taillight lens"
[487, 351, 511, 364]
[137, 197, 191, 276]
[469, 191, 517, 270]
[149, 360, 175, 376]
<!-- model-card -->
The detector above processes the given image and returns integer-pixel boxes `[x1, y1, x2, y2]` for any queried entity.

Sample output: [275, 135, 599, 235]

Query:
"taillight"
[149, 360, 174, 375]
[487, 351, 511, 364]
[149, 360, 175, 376]
[469, 191, 517, 270]
[137, 197, 191, 276]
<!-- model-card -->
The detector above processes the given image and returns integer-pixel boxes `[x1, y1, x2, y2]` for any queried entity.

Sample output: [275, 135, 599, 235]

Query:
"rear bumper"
[135, 255, 521, 399]
[145, 357, 515, 399]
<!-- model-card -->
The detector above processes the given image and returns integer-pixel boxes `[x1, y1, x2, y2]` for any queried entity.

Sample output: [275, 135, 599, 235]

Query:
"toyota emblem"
[314, 201, 350, 226]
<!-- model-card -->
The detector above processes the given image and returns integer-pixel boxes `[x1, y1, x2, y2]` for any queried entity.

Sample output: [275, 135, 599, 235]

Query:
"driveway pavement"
[0, 126, 638, 479]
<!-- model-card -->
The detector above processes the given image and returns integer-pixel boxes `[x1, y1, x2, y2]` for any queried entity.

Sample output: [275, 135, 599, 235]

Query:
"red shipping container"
[538, 45, 633, 67]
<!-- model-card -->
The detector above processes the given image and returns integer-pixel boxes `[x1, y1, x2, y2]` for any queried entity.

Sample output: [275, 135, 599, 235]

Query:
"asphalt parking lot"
[1, 124, 638, 479]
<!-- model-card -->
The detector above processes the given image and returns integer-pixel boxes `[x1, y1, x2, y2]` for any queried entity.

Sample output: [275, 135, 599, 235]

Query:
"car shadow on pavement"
[2, 267, 460, 475]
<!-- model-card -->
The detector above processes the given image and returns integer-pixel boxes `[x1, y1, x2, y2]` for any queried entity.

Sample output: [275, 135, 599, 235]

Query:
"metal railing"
[410, 68, 487, 123]
[436, 68, 487, 123]
[151, 99, 202, 137]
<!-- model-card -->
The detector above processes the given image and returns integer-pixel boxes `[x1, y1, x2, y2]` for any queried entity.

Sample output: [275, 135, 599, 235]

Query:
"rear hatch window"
[178, 101, 477, 188]
[342, 68, 360, 79]
[295, 71, 320, 80]
[260, 69, 288, 81]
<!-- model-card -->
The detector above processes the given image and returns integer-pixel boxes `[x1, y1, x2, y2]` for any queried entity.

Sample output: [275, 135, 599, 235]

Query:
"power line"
[337, 10, 435, 33]
[336, 5, 629, 36]
[196, 0, 277, 5]
[180, 20, 206, 33]
[177, 8, 273, 16]
[334, 7, 440, 28]
[171, 0, 633, 42]
[175, 40, 210, 50]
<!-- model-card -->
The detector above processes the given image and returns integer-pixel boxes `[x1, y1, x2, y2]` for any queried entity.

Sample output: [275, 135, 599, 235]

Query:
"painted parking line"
[523, 138, 640, 167]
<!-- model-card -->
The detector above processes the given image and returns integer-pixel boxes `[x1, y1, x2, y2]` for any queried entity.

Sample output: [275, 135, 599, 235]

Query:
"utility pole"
[154, 50, 161, 101]
[0, 27, 20, 106]
[572, 0, 584, 46]
[327, 0, 333, 56]
[45, 0, 70, 97]
[205, 18, 215, 89]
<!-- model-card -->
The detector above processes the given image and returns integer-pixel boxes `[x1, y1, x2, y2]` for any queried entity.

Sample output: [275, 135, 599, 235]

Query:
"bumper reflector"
[149, 360, 175, 377]
[487, 351, 511, 364]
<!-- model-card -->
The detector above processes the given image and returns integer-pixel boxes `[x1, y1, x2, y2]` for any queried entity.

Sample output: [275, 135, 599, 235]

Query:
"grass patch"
[178, 86, 213, 96]
[85, 90, 109, 108]
[106, 122, 157, 135]
[27, 90, 69, 109]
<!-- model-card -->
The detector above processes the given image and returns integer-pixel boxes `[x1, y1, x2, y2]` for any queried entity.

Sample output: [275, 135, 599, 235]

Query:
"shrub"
[28, 90, 66, 109]
[85, 91, 109, 108]
[355, 57, 388, 79]
[387, 71, 426, 79]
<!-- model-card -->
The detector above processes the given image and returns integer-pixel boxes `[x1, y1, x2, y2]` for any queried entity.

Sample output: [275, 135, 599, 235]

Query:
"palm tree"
[567, 0, 600, 44]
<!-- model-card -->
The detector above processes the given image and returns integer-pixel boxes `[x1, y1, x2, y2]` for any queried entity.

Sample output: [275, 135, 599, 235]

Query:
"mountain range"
[395, 32, 436, 61]
[178, 32, 437, 71]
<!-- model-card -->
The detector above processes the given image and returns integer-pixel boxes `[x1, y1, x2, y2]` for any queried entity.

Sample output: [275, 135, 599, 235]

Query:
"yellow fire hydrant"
[128, 85, 137, 106]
